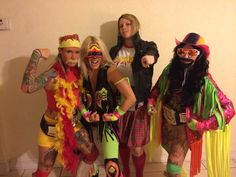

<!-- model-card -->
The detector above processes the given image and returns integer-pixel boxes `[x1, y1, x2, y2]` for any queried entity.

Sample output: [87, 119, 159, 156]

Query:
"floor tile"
[231, 167, 236, 176]
[142, 171, 166, 177]
[195, 169, 208, 177]
[230, 159, 236, 168]
[78, 162, 105, 177]
[0, 169, 23, 177]
[230, 151, 236, 159]
[60, 168, 71, 177]
[144, 162, 166, 173]
[61, 164, 105, 177]
[201, 159, 236, 169]
[201, 160, 207, 169]
[192, 166, 236, 177]
[3, 161, 236, 177]
[21, 168, 61, 177]
[182, 160, 206, 171]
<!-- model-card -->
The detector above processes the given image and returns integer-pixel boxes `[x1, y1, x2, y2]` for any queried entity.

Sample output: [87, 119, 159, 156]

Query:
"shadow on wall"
[0, 55, 54, 170]
[99, 20, 117, 50]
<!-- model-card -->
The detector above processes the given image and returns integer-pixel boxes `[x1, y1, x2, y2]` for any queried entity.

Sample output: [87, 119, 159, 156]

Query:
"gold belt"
[163, 105, 186, 125]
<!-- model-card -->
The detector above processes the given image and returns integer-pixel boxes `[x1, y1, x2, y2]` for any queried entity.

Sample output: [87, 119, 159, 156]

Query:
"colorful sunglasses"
[177, 48, 200, 58]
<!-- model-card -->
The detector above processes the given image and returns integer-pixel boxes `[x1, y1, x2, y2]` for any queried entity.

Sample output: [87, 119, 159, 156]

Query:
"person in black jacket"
[109, 13, 159, 177]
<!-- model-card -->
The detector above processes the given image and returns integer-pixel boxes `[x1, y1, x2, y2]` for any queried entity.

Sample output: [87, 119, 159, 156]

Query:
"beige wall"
[0, 0, 236, 171]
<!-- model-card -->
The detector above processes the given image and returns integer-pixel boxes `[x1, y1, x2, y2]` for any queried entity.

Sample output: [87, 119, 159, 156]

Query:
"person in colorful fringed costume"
[147, 32, 235, 177]
[79, 36, 136, 177]
[21, 34, 99, 177]
[109, 13, 159, 177]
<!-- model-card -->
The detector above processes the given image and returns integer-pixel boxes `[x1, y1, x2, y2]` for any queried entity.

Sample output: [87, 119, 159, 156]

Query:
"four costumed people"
[21, 29, 235, 177]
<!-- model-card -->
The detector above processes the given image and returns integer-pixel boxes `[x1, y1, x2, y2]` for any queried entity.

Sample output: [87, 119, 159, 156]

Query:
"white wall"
[0, 0, 236, 172]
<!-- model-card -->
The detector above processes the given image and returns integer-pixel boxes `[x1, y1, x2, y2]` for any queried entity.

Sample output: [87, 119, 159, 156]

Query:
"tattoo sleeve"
[21, 50, 57, 93]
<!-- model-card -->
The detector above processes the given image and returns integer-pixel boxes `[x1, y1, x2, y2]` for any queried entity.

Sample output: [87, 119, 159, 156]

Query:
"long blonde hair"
[80, 36, 114, 80]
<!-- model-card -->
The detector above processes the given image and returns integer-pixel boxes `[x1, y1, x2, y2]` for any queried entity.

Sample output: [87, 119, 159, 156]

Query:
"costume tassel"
[147, 100, 162, 161]
[190, 138, 202, 177]
[205, 125, 231, 177]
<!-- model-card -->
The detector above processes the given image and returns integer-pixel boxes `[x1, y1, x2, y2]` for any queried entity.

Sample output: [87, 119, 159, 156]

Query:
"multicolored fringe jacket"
[148, 65, 235, 177]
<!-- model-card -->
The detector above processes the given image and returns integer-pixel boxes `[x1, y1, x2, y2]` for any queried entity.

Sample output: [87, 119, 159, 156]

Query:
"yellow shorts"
[37, 128, 56, 147]
[37, 115, 84, 148]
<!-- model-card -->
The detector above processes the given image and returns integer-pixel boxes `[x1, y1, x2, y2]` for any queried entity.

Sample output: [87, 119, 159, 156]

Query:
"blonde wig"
[80, 36, 114, 80]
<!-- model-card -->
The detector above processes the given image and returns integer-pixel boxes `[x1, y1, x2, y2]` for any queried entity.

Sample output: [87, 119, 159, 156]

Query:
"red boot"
[32, 169, 50, 177]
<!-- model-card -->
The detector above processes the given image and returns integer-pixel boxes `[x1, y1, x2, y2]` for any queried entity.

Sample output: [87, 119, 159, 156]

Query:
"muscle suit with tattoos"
[21, 34, 98, 177]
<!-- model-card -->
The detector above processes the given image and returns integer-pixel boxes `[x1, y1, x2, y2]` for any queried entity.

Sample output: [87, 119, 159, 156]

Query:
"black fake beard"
[172, 56, 194, 70]
[179, 58, 194, 65]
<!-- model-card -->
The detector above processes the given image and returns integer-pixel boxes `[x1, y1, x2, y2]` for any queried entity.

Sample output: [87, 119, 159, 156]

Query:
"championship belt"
[40, 115, 56, 137]
[163, 105, 186, 125]
[179, 113, 187, 123]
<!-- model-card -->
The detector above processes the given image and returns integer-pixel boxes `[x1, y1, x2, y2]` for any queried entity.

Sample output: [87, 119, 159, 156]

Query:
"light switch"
[0, 18, 10, 30]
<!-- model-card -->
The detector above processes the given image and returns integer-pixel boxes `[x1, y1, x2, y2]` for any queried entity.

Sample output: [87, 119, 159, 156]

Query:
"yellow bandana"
[59, 39, 81, 48]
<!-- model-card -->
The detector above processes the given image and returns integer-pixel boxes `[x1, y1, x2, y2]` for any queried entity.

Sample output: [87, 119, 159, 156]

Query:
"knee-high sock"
[119, 143, 130, 177]
[132, 152, 146, 177]
[32, 169, 50, 177]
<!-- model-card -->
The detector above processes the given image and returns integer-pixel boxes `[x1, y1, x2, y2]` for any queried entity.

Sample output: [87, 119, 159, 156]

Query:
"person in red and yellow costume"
[80, 36, 136, 177]
[147, 32, 235, 177]
[21, 34, 99, 177]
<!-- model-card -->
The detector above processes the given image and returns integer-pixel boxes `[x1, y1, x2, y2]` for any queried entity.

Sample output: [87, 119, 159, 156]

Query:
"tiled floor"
[1, 159, 236, 177]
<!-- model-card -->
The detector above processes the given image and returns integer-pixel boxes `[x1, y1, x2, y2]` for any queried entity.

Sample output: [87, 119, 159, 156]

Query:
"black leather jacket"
[110, 32, 159, 103]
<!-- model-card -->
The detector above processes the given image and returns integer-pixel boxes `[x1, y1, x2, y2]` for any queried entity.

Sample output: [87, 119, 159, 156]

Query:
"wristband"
[115, 106, 125, 116]
[147, 104, 153, 111]
[110, 106, 126, 121]
[187, 119, 197, 131]
[80, 107, 91, 120]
